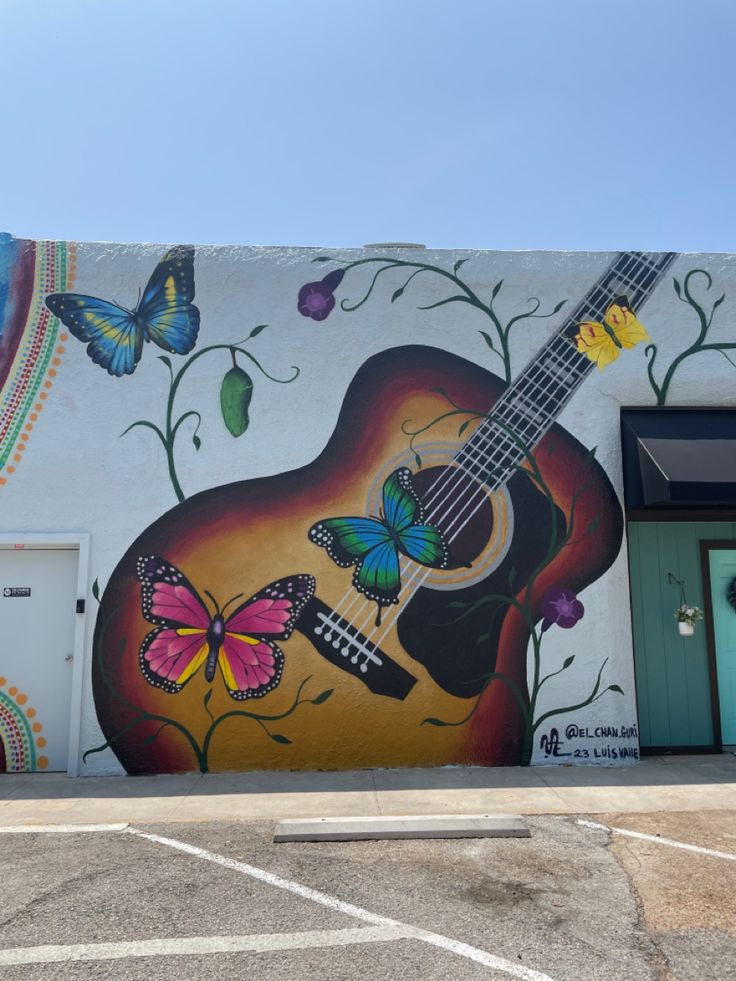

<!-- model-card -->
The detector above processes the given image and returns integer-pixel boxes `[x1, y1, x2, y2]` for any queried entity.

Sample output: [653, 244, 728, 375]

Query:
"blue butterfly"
[309, 467, 449, 623]
[44, 246, 200, 377]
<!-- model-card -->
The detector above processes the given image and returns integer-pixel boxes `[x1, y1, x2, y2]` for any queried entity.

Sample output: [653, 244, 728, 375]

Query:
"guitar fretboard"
[454, 251, 677, 490]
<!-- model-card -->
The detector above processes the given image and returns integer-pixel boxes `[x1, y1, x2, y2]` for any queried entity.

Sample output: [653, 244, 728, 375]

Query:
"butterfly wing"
[397, 524, 448, 568]
[224, 574, 315, 640]
[217, 635, 284, 701]
[382, 467, 422, 532]
[136, 245, 200, 356]
[139, 628, 208, 694]
[574, 320, 619, 370]
[44, 294, 142, 377]
[604, 298, 649, 350]
[354, 538, 402, 606]
[136, 554, 211, 629]
[309, 516, 391, 568]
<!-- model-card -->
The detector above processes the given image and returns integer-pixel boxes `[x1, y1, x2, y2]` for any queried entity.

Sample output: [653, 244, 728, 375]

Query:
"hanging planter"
[668, 573, 703, 638]
[674, 604, 703, 636]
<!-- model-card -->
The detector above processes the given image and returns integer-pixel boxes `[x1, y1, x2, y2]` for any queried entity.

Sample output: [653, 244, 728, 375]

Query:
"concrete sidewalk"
[1, 755, 735, 826]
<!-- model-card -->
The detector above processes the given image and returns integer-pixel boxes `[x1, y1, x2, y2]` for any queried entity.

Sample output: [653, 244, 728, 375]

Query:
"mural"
[0, 677, 48, 772]
[0, 234, 75, 485]
[72, 249, 681, 774]
[8, 233, 732, 774]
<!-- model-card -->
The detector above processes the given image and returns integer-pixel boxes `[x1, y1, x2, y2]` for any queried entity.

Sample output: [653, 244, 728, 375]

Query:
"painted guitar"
[93, 251, 676, 771]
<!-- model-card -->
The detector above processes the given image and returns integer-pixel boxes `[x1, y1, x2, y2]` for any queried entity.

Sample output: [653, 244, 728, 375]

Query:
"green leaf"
[391, 287, 404, 302]
[475, 630, 491, 647]
[491, 280, 504, 299]
[713, 294, 726, 312]
[92, 578, 100, 601]
[458, 418, 473, 437]
[422, 717, 449, 727]
[248, 324, 268, 339]
[414, 452, 422, 469]
[454, 258, 469, 274]
[313, 256, 332, 262]
[311, 689, 334, 705]
[158, 355, 172, 369]
[430, 386, 452, 399]
[141, 726, 169, 747]
[192, 433, 202, 451]
[203, 689, 213, 709]
[608, 684, 624, 695]
[562, 655, 575, 670]
[673, 277, 682, 298]
[220, 366, 253, 437]
[270, 733, 292, 744]
[552, 300, 566, 314]
[479, 330, 497, 350]
[508, 567, 517, 588]
[448, 601, 467, 609]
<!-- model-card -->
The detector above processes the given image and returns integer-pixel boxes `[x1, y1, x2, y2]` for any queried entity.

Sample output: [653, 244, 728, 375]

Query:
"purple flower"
[540, 588, 584, 632]
[297, 268, 345, 321]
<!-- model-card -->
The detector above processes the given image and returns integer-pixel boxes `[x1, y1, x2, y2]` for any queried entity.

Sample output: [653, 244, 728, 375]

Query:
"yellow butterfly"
[573, 298, 649, 371]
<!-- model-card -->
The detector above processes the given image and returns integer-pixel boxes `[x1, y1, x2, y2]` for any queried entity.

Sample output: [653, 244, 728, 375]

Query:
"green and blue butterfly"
[44, 246, 200, 377]
[309, 467, 449, 621]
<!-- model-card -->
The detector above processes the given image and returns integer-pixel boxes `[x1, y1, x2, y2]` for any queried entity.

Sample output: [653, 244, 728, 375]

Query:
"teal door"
[628, 521, 728, 749]
[708, 549, 736, 744]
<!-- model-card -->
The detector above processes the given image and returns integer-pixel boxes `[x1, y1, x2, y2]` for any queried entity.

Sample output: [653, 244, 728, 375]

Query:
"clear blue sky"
[1, 0, 735, 251]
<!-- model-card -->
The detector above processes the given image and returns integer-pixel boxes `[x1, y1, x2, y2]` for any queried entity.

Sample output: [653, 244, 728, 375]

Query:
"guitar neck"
[456, 251, 678, 488]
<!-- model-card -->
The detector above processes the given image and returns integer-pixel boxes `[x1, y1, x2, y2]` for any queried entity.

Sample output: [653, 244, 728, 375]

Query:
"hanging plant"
[674, 604, 703, 637]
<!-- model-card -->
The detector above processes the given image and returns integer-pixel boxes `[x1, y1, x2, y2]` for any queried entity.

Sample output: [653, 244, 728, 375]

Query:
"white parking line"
[0, 926, 413, 966]
[577, 819, 736, 861]
[0, 823, 128, 834]
[126, 827, 557, 981]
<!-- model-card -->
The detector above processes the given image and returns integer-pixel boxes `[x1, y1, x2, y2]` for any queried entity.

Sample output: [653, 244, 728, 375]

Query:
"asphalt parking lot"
[2, 812, 734, 980]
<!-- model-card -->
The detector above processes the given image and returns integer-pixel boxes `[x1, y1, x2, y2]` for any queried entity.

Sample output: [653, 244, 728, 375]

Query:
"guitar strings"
[318, 253, 673, 661]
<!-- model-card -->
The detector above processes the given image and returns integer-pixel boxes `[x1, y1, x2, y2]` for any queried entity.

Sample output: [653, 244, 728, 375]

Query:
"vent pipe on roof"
[363, 243, 427, 249]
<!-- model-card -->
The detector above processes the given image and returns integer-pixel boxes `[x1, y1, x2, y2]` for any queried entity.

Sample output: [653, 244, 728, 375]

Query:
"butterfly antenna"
[204, 589, 221, 615]
[220, 593, 245, 618]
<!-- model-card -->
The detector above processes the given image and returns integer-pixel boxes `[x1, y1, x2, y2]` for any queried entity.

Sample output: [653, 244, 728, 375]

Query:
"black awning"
[621, 408, 736, 509]
[638, 437, 736, 505]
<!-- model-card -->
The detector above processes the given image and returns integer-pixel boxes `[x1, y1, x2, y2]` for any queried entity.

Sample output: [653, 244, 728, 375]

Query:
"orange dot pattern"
[0, 241, 76, 487]
[0, 677, 51, 772]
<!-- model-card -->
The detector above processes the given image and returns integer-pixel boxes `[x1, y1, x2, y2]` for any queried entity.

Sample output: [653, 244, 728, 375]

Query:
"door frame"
[0, 533, 90, 776]
[697, 538, 736, 750]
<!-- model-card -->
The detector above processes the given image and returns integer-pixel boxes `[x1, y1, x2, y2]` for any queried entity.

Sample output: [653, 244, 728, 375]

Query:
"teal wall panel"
[628, 521, 732, 747]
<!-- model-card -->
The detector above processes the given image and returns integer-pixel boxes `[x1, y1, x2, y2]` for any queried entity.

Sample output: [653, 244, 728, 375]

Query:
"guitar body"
[93, 344, 623, 773]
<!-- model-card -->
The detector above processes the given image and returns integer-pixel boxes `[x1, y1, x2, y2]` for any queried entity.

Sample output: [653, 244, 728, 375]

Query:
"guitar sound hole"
[411, 465, 493, 567]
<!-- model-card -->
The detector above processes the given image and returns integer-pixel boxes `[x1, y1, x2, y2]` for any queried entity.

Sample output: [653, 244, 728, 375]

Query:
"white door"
[0, 547, 79, 772]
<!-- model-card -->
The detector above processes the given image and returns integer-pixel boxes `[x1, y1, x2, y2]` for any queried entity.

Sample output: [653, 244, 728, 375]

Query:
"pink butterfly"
[136, 555, 315, 700]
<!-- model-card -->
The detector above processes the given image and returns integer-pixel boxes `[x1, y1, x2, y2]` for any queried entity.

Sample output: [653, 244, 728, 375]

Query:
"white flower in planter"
[674, 604, 703, 635]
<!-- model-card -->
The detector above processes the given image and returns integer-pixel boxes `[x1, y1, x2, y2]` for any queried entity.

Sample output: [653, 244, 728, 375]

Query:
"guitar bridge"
[295, 596, 416, 700]
[314, 611, 383, 673]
